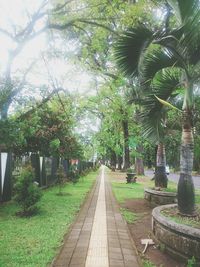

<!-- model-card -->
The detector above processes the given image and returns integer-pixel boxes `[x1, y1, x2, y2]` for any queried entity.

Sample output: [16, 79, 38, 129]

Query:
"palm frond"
[139, 68, 182, 142]
[153, 28, 191, 73]
[140, 106, 165, 143]
[180, 7, 200, 65]
[166, 0, 200, 65]
[167, 0, 199, 24]
[152, 68, 183, 101]
[114, 25, 153, 77]
[141, 46, 179, 85]
[154, 95, 182, 112]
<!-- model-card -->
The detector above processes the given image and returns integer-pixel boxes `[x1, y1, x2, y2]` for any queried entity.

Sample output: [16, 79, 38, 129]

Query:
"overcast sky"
[0, 0, 95, 96]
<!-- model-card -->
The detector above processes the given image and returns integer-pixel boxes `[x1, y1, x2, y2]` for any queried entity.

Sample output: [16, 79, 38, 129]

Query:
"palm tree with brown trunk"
[140, 68, 181, 188]
[115, 0, 200, 215]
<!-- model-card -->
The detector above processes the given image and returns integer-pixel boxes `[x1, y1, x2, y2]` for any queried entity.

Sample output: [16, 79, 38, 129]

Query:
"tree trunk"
[117, 155, 123, 170]
[122, 120, 130, 170]
[1, 102, 9, 119]
[155, 143, 168, 188]
[135, 144, 144, 175]
[177, 110, 195, 216]
[110, 150, 117, 169]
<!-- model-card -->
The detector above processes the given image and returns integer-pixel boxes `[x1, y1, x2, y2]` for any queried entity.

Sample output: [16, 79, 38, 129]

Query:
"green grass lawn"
[111, 181, 145, 203]
[110, 170, 200, 230]
[0, 171, 98, 267]
[110, 174, 200, 205]
[111, 176, 177, 204]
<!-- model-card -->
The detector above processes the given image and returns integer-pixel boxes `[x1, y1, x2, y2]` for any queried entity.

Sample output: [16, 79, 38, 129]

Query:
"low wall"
[152, 204, 200, 264]
[144, 188, 177, 206]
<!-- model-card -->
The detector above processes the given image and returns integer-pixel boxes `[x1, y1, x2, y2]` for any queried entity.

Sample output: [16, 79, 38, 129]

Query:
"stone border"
[152, 204, 200, 263]
[144, 188, 177, 206]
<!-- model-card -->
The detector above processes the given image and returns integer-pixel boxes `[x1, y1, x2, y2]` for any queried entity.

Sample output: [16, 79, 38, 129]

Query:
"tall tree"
[115, 0, 200, 215]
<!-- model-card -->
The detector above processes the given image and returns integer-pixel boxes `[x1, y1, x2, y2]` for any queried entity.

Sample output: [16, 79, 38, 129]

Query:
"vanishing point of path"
[51, 166, 140, 267]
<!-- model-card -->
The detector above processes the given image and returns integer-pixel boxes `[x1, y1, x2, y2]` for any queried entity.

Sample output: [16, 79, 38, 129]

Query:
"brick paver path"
[51, 166, 140, 267]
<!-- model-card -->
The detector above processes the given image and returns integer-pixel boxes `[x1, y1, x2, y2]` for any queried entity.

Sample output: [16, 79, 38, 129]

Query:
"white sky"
[0, 0, 95, 99]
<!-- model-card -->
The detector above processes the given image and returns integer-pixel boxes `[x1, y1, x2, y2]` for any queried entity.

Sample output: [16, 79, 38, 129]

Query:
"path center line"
[85, 166, 109, 267]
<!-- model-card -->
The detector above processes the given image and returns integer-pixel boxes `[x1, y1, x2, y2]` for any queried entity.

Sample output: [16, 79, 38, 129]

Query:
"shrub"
[69, 164, 80, 184]
[56, 166, 66, 195]
[14, 165, 42, 216]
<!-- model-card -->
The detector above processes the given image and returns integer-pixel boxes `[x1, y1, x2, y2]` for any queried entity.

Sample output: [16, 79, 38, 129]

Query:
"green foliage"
[0, 171, 97, 267]
[142, 260, 157, 267]
[87, 84, 136, 164]
[114, 0, 200, 216]
[115, 25, 153, 77]
[14, 165, 42, 216]
[187, 256, 197, 267]
[0, 118, 25, 149]
[2, 95, 84, 159]
[50, 138, 61, 156]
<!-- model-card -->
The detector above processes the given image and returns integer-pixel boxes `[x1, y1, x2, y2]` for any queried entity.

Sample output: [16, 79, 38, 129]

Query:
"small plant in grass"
[142, 259, 157, 267]
[187, 256, 197, 267]
[120, 208, 138, 224]
[14, 165, 42, 217]
[69, 164, 80, 184]
[56, 166, 66, 195]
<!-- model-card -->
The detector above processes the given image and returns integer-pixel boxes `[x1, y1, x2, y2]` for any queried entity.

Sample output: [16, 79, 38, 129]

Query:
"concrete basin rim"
[144, 188, 177, 197]
[152, 204, 200, 239]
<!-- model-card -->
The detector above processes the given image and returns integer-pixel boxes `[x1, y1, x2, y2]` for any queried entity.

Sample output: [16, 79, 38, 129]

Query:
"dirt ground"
[109, 171, 186, 267]
[123, 198, 185, 267]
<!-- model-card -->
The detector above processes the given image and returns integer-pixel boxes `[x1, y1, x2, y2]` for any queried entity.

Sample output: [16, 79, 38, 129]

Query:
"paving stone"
[70, 264, 85, 267]
[73, 247, 87, 254]
[122, 248, 135, 255]
[51, 167, 140, 267]
[120, 240, 132, 246]
[70, 257, 86, 265]
[64, 242, 77, 249]
[76, 241, 89, 248]
[109, 247, 122, 253]
[124, 258, 139, 267]
[110, 259, 125, 267]
[72, 251, 87, 258]
[109, 252, 123, 260]
[53, 257, 70, 266]
[57, 253, 70, 261]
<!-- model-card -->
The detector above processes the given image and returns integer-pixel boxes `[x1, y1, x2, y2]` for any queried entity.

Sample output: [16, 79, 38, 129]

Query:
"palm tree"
[115, 0, 200, 216]
[140, 68, 181, 188]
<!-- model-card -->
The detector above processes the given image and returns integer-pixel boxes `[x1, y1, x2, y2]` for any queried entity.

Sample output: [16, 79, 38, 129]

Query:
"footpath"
[51, 166, 140, 267]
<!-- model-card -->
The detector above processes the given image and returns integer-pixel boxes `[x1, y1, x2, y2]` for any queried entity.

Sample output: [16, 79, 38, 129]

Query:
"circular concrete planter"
[152, 204, 200, 264]
[144, 188, 177, 206]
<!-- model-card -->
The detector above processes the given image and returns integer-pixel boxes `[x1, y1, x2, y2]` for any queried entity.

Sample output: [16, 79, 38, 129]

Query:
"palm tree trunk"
[135, 144, 144, 175]
[155, 143, 168, 188]
[177, 110, 195, 216]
